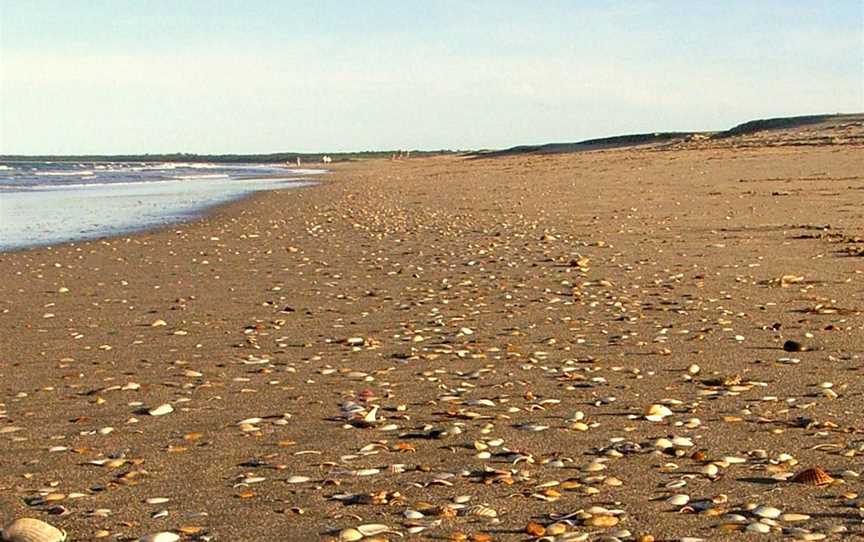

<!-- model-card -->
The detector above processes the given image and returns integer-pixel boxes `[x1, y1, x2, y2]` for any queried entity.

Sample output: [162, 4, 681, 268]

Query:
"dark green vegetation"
[470, 131, 701, 158]
[471, 113, 862, 158]
[713, 114, 857, 138]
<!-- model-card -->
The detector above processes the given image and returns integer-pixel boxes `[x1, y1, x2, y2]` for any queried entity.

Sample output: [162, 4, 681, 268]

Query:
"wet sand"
[2, 126, 864, 541]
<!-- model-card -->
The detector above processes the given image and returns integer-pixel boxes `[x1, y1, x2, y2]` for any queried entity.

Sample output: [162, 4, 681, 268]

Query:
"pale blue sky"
[1, 1, 862, 154]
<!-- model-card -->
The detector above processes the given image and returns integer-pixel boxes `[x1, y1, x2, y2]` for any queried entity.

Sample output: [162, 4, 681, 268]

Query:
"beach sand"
[1, 124, 863, 541]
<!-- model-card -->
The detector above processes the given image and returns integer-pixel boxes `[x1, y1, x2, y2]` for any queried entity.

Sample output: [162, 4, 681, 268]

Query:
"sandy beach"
[2, 123, 864, 542]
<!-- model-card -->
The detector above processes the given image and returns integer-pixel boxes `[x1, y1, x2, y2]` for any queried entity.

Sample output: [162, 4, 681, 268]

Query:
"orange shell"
[791, 467, 834, 486]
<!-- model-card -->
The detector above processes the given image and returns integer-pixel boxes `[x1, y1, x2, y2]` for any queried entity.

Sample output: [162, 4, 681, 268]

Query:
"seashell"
[701, 464, 719, 478]
[148, 404, 173, 416]
[644, 404, 673, 422]
[671, 436, 693, 448]
[139, 534, 180, 542]
[791, 467, 834, 486]
[780, 513, 810, 522]
[525, 522, 546, 536]
[2, 519, 67, 542]
[752, 505, 781, 519]
[464, 504, 498, 518]
[338, 528, 363, 542]
[584, 515, 618, 527]
[356, 524, 397, 536]
[286, 475, 311, 484]
[362, 406, 380, 423]
[667, 494, 690, 506]
[745, 522, 771, 534]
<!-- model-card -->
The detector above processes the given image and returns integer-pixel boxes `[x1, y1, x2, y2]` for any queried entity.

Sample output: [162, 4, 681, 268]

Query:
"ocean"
[0, 161, 322, 252]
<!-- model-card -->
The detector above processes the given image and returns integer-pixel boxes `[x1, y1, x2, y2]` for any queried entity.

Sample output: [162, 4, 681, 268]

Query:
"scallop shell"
[791, 467, 834, 486]
[2, 519, 67, 542]
[464, 504, 498, 518]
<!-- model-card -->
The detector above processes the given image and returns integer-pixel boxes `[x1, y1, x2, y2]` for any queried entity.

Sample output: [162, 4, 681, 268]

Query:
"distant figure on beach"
[296, 157, 301, 166]
[322, 155, 332, 163]
[391, 149, 411, 161]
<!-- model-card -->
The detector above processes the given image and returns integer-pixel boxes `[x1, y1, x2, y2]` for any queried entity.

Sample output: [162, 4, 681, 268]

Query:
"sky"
[1, 1, 862, 154]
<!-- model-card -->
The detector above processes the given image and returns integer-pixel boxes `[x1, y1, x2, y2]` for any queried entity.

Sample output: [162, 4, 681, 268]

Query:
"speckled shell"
[791, 466, 834, 486]
[2, 519, 66, 542]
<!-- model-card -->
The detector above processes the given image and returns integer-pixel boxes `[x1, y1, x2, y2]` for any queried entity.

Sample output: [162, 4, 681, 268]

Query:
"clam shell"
[356, 524, 392, 536]
[139, 534, 180, 542]
[791, 467, 834, 486]
[644, 404, 673, 421]
[148, 404, 173, 416]
[2, 519, 67, 542]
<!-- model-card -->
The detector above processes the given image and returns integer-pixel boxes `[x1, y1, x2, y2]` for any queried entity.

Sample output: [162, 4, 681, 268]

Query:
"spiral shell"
[791, 466, 834, 486]
[2, 519, 67, 542]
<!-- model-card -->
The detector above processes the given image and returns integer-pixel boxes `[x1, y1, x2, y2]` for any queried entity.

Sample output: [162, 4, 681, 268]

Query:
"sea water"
[0, 162, 322, 252]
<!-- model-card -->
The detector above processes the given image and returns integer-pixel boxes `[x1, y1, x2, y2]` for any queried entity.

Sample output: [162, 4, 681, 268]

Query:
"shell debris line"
[1, 127, 863, 541]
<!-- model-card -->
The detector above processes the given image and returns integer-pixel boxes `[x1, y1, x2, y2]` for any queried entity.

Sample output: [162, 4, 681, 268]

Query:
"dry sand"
[1, 124, 863, 542]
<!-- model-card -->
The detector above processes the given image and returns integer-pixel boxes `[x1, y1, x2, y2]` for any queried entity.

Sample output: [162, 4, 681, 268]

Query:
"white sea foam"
[35, 170, 96, 176]
[173, 173, 231, 180]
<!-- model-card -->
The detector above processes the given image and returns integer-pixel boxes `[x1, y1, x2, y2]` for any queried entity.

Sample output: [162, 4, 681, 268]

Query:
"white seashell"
[148, 404, 173, 416]
[667, 494, 690, 506]
[745, 522, 771, 533]
[2, 519, 67, 542]
[356, 524, 393, 536]
[286, 476, 310, 484]
[654, 438, 674, 449]
[722, 455, 747, 464]
[752, 505, 781, 519]
[671, 436, 693, 447]
[236, 417, 263, 425]
[403, 510, 424, 519]
[362, 406, 380, 423]
[644, 404, 673, 421]
[780, 513, 810, 522]
[701, 464, 719, 477]
[139, 534, 180, 542]
[338, 529, 363, 542]
[145, 497, 170, 504]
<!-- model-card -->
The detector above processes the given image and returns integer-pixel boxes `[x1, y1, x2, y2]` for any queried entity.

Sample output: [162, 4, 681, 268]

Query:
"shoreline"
[0, 169, 329, 255]
[1, 138, 863, 541]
